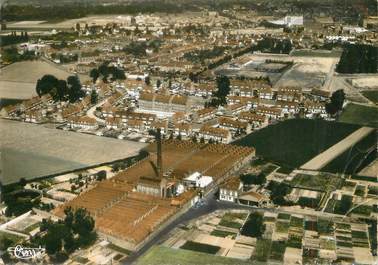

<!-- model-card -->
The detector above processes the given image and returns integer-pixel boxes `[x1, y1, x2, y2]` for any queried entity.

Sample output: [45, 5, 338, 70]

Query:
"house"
[275, 101, 299, 115]
[224, 103, 248, 116]
[304, 101, 327, 118]
[256, 106, 282, 119]
[115, 111, 156, 126]
[194, 83, 216, 97]
[194, 82, 217, 97]
[198, 126, 232, 144]
[101, 103, 119, 118]
[229, 79, 270, 97]
[173, 123, 193, 138]
[219, 177, 242, 202]
[238, 190, 269, 207]
[258, 87, 274, 100]
[151, 120, 169, 135]
[218, 117, 251, 134]
[276, 88, 302, 102]
[183, 172, 213, 189]
[238, 112, 268, 128]
[62, 104, 83, 119]
[126, 119, 144, 132]
[1, 104, 20, 117]
[227, 96, 259, 109]
[68, 116, 97, 130]
[24, 110, 43, 123]
[194, 107, 217, 123]
[138, 92, 190, 114]
[136, 176, 168, 197]
[105, 117, 123, 129]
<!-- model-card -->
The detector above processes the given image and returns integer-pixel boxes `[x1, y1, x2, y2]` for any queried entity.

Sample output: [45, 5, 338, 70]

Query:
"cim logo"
[8, 245, 45, 260]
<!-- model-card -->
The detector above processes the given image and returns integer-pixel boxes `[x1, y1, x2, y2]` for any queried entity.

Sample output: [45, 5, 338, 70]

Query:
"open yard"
[234, 119, 360, 169]
[338, 103, 378, 128]
[0, 119, 147, 184]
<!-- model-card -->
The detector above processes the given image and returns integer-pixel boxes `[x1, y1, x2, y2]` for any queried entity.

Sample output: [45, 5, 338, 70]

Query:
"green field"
[136, 246, 255, 265]
[234, 119, 360, 168]
[180, 241, 220, 254]
[288, 173, 344, 192]
[361, 90, 378, 104]
[338, 103, 378, 128]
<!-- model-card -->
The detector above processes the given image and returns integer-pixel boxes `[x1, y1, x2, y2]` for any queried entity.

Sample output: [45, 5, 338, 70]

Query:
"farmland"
[0, 60, 88, 100]
[338, 103, 378, 128]
[234, 119, 360, 169]
[0, 119, 147, 184]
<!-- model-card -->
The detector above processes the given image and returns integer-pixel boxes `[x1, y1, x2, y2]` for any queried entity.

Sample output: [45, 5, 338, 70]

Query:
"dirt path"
[300, 127, 375, 171]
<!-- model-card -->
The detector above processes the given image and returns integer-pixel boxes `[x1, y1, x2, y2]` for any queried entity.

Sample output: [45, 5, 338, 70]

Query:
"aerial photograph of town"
[0, 0, 377, 264]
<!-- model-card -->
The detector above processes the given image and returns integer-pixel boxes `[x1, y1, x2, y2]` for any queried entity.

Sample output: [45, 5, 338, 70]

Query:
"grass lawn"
[180, 241, 220, 254]
[136, 246, 254, 265]
[210, 229, 237, 238]
[338, 103, 378, 128]
[234, 119, 360, 168]
[277, 213, 291, 220]
[361, 90, 378, 104]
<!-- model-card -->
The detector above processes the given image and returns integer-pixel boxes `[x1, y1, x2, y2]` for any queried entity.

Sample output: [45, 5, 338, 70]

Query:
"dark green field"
[322, 130, 377, 174]
[338, 103, 378, 128]
[361, 90, 378, 104]
[234, 119, 360, 169]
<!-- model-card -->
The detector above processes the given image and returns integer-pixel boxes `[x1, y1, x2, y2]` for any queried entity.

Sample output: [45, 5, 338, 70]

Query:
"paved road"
[86, 99, 107, 124]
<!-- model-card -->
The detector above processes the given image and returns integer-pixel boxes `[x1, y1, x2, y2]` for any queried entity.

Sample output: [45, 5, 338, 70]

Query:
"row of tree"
[90, 63, 126, 83]
[36, 74, 85, 102]
[0, 32, 29, 47]
[336, 44, 378, 74]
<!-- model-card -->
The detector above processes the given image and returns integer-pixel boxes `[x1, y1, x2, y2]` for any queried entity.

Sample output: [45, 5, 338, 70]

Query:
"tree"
[67, 75, 84, 102]
[200, 137, 205, 144]
[176, 133, 182, 141]
[145, 76, 151, 85]
[241, 212, 265, 238]
[96, 170, 107, 181]
[156, 79, 161, 88]
[212, 75, 230, 106]
[326, 89, 345, 115]
[240, 173, 266, 186]
[89, 68, 99, 83]
[334, 195, 352, 215]
[36, 74, 59, 96]
[90, 89, 98, 104]
[192, 135, 198, 143]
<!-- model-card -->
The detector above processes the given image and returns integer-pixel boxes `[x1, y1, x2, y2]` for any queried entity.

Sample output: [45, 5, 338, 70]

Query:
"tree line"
[90, 62, 126, 83]
[0, 32, 29, 47]
[36, 74, 85, 102]
[336, 44, 378, 74]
